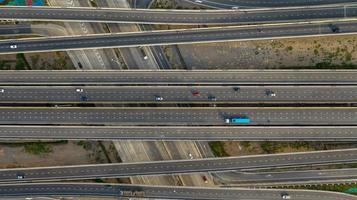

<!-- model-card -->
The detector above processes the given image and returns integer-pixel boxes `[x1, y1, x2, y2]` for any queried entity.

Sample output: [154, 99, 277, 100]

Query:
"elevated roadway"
[2, 21, 357, 54]
[0, 107, 355, 125]
[0, 183, 355, 200]
[1, 5, 357, 24]
[0, 126, 357, 141]
[184, 0, 356, 9]
[1, 149, 357, 183]
[1, 85, 357, 103]
[215, 168, 357, 185]
[1, 70, 357, 85]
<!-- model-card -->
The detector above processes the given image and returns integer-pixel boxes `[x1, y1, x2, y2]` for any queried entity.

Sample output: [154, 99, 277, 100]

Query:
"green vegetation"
[24, 142, 53, 155]
[209, 141, 229, 157]
[77, 141, 91, 150]
[274, 182, 357, 195]
[15, 53, 29, 70]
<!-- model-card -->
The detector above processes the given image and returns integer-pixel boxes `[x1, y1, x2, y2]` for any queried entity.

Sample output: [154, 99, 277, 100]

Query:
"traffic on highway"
[1, 0, 357, 199]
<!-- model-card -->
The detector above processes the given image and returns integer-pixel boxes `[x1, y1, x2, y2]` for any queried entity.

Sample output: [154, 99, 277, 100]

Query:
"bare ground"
[0, 141, 111, 168]
[178, 35, 357, 69]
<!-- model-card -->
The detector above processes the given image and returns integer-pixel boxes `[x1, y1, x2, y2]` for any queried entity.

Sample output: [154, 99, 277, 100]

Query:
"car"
[281, 193, 291, 199]
[192, 91, 200, 96]
[80, 96, 88, 101]
[265, 89, 276, 97]
[328, 24, 340, 33]
[77, 62, 83, 69]
[231, 6, 239, 9]
[0, 89, 4, 93]
[208, 95, 217, 101]
[155, 96, 164, 101]
[76, 88, 84, 93]
[16, 173, 25, 179]
[188, 153, 193, 159]
[195, 0, 203, 3]
[233, 87, 240, 92]
[202, 175, 208, 183]
[10, 44, 17, 49]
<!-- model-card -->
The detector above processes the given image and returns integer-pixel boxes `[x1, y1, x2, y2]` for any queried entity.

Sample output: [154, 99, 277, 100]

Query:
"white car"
[155, 96, 164, 101]
[195, 0, 203, 3]
[76, 88, 84, 93]
[232, 6, 239, 9]
[0, 89, 4, 93]
[10, 44, 17, 49]
[281, 193, 291, 199]
[188, 153, 193, 159]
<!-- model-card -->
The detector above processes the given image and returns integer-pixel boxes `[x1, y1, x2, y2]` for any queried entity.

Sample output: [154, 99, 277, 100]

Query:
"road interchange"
[1, 148, 357, 183]
[0, 183, 355, 200]
[1, 21, 356, 54]
[1, 5, 357, 24]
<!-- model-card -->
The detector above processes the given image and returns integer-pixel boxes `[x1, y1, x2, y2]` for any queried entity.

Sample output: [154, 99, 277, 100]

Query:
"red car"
[192, 91, 201, 96]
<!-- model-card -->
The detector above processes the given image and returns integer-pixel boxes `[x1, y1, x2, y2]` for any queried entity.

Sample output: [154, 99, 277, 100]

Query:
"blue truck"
[225, 117, 251, 124]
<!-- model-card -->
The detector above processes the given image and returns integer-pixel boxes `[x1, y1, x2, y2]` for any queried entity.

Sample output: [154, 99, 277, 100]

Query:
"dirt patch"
[0, 141, 111, 168]
[0, 51, 74, 70]
[178, 35, 357, 69]
[221, 141, 357, 157]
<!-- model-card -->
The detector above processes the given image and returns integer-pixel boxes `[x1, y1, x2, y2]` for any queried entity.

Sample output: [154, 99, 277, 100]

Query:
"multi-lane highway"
[0, 70, 357, 85]
[1, 21, 356, 54]
[0, 107, 355, 125]
[0, 85, 357, 103]
[1, 5, 357, 24]
[215, 168, 357, 185]
[0, 24, 32, 36]
[1, 149, 357, 183]
[0, 183, 355, 200]
[0, 126, 356, 141]
[184, 0, 356, 9]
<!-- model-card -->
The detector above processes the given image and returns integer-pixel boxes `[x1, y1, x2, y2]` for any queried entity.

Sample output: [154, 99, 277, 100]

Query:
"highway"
[1, 70, 357, 85]
[0, 126, 357, 141]
[184, 0, 356, 8]
[0, 183, 355, 200]
[0, 24, 32, 36]
[0, 107, 356, 125]
[1, 5, 357, 24]
[0, 85, 357, 103]
[0, 102, 353, 127]
[2, 21, 357, 54]
[215, 168, 357, 185]
[1, 149, 357, 183]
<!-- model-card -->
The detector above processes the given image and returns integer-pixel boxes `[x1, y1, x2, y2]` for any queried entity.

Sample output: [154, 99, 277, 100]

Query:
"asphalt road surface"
[0, 24, 31, 35]
[0, 183, 355, 200]
[1, 21, 356, 54]
[1, 70, 357, 85]
[184, 0, 356, 8]
[215, 168, 357, 185]
[1, 149, 357, 183]
[0, 85, 357, 103]
[0, 107, 355, 125]
[0, 126, 356, 141]
[1, 5, 357, 24]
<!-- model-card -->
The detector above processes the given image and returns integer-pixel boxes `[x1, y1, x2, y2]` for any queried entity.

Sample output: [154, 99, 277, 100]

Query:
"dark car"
[233, 87, 240, 92]
[328, 24, 340, 33]
[265, 89, 276, 97]
[16, 173, 25, 179]
[208, 95, 217, 101]
[202, 175, 208, 183]
[80, 96, 88, 101]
